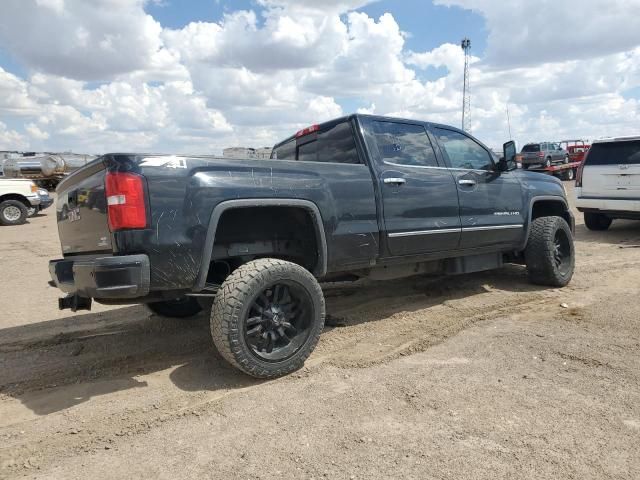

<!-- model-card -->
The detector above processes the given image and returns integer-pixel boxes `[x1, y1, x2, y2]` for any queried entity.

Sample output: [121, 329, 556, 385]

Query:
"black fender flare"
[193, 198, 328, 291]
[521, 195, 573, 249]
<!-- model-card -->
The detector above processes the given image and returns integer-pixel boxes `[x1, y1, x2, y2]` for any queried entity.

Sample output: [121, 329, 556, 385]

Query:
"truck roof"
[592, 135, 640, 144]
[273, 114, 471, 150]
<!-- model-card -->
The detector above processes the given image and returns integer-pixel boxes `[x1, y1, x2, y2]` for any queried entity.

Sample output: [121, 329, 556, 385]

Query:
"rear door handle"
[383, 178, 406, 185]
[458, 179, 476, 186]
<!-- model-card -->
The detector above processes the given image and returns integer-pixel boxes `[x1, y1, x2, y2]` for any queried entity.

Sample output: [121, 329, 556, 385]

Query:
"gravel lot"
[1, 184, 640, 479]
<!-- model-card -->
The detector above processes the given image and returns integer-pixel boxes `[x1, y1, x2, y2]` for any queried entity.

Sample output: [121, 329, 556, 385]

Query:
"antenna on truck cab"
[461, 38, 471, 133]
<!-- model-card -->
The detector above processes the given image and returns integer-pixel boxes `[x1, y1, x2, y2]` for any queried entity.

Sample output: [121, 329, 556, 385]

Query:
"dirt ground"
[1, 184, 640, 479]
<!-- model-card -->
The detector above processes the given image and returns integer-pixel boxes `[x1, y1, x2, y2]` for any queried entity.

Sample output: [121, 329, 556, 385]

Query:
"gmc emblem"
[68, 207, 81, 222]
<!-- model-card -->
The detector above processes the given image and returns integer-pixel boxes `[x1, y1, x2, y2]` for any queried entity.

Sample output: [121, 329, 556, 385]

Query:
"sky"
[0, 0, 639, 155]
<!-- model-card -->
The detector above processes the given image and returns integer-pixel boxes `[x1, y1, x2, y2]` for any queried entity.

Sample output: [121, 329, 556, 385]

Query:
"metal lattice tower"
[461, 38, 471, 133]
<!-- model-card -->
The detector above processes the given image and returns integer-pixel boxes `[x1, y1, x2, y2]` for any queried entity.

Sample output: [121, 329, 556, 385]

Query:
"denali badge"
[494, 211, 521, 216]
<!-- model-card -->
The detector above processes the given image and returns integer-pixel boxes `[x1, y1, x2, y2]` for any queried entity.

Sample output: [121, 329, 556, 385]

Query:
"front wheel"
[211, 258, 325, 379]
[584, 212, 612, 231]
[0, 200, 28, 226]
[525, 216, 575, 287]
[146, 297, 203, 318]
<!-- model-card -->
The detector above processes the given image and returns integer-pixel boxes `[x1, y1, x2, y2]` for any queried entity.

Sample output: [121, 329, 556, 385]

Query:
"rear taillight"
[575, 161, 585, 187]
[105, 172, 148, 231]
[538, 152, 545, 158]
[575, 149, 590, 187]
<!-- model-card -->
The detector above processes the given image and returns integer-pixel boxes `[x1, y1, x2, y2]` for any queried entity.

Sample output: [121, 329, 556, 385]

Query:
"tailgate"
[521, 152, 542, 162]
[582, 165, 640, 198]
[56, 158, 113, 255]
[581, 140, 640, 199]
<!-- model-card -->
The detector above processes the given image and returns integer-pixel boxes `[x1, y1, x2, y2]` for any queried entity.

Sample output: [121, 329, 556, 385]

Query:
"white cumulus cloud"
[0, 0, 638, 154]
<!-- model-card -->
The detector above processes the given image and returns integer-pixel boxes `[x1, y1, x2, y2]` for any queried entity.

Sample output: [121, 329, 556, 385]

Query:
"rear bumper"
[49, 254, 150, 299]
[575, 196, 640, 213]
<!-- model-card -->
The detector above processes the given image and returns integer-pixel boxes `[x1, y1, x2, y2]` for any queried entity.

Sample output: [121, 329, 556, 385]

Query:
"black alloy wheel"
[525, 216, 575, 287]
[211, 258, 325, 378]
[552, 228, 572, 277]
[244, 282, 313, 362]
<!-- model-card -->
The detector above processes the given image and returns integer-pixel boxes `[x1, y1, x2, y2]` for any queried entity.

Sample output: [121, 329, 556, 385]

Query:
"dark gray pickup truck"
[49, 114, 575, 378]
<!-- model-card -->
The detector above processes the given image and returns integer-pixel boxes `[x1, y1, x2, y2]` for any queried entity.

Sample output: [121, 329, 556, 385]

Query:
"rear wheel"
[584, 212, 612, 231]
[211, 258, 325, 378]
[146, 297, 203, 318]
[544, 157, 552, 168]
[525, 216, 574, 287]
[563, 155, 570, 164]
[0, 200, 28, 226]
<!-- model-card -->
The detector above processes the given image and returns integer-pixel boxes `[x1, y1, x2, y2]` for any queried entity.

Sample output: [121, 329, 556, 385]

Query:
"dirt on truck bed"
[1, 185, 640, 479]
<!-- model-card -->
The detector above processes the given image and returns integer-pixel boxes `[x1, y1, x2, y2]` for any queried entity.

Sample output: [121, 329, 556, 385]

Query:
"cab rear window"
[586, 140, 640, 165]
[271, 121, 360, 164]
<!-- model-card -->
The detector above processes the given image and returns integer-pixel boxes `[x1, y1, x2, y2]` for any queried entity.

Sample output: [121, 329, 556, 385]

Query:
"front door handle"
[458, 179, 476, 186]
[383, 178, 406, 185]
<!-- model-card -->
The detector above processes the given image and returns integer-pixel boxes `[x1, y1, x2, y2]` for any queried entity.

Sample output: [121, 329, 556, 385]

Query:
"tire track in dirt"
[2, 243, 639, 475]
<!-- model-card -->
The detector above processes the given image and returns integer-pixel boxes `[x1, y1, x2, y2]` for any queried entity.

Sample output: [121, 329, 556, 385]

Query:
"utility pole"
[461, 38, 471, 133]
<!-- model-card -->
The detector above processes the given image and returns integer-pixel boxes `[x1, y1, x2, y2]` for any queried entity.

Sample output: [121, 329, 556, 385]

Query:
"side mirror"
[498, 140, 517, 172]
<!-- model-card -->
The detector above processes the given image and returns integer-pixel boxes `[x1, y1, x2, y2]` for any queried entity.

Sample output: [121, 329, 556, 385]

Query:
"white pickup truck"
[0, 178, 51, 225]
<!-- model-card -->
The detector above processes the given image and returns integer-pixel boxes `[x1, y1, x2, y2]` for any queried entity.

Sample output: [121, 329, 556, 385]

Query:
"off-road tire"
[0, 200, 28, 226]
[146, 297, 203, 318]
[544, 157, 552, 168]
[211, 258, 325, 379]
[563, 155, 570, 164]
[525, 216, 574, 287]
[584, 212, 612, 231]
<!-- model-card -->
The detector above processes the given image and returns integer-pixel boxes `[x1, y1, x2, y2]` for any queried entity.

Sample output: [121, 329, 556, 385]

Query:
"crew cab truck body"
[49, 114, 575, 378]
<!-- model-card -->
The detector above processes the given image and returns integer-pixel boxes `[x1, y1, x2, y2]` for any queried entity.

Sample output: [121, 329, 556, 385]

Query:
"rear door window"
[586, 140, 640, 165]
[370, 121, 439, 167]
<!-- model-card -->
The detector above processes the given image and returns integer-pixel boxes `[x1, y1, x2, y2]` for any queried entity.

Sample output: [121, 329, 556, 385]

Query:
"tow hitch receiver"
[59, 295, 92, 312]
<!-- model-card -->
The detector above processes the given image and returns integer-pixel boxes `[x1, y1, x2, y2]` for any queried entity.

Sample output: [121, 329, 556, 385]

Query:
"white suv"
[575, 136, 640, 230]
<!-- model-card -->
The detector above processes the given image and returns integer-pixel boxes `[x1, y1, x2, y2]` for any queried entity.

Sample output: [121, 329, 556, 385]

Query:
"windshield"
[586, 140, 640, 165]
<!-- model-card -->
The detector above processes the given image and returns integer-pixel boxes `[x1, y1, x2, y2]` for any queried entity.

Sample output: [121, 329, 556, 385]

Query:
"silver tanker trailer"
[2, 153, 96, 189]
